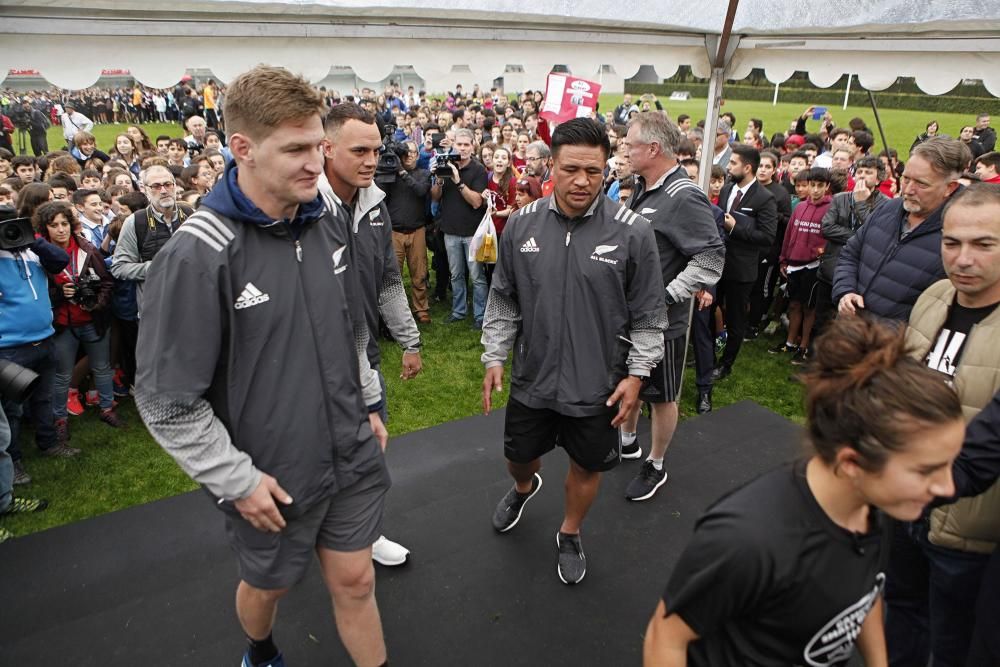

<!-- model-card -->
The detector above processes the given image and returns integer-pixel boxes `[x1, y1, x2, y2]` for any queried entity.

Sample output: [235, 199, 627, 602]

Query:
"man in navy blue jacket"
[833, 138, 968, 322]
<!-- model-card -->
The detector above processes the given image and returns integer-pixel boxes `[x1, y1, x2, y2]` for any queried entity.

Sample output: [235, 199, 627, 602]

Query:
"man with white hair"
[183, 115, 208, 159]
[60, 102, 93, 148]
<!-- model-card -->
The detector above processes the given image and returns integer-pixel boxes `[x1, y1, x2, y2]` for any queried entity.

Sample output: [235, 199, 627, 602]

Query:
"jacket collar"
[317, 172, 386, 233]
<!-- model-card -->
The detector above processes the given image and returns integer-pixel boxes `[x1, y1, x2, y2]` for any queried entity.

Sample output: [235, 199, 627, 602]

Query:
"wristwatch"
[457, 183, 466, 190]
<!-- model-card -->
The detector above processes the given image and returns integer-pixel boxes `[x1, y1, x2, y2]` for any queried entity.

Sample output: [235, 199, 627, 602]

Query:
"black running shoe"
[492, 473, 542, 533]
[790, 348, 811, 366]
[625, 460, 668, 501]
[556, 532, 586, 585]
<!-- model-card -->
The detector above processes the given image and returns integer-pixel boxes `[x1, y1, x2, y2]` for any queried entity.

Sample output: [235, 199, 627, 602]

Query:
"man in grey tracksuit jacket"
[619, 112, 725, 503]
[136, 163, 386, 550]
[480, 118, 666, 585]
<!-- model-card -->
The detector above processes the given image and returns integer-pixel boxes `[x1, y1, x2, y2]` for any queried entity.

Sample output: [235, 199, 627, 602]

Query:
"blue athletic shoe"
[241, 652, 285, 667]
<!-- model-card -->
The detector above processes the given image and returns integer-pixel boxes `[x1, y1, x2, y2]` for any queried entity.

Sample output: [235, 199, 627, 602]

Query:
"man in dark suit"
[711, 144, 777, 381]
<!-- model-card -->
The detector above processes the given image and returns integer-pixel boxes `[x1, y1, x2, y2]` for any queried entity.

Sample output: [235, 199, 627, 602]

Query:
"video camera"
[374, 123, 409, 186]
[433, 153, 461, 177]
[10, 108, 31, 133]
[0, 208, 35, 251]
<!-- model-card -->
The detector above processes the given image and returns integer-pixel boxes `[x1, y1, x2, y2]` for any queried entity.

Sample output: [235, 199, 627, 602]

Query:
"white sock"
[621, 430, 637, 445]
[648, 458, 664, 471]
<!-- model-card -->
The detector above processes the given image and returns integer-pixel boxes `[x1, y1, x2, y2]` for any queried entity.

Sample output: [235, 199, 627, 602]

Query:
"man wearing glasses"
[524, 141, 554, 197]
[112, 164, 192, 315]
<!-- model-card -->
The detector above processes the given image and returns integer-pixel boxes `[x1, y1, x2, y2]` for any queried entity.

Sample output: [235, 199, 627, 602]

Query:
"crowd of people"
[1, 66, 1000, 666]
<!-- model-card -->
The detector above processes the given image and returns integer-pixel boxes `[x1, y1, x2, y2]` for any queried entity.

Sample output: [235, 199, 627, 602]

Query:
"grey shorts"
[225, 463, 390, 590]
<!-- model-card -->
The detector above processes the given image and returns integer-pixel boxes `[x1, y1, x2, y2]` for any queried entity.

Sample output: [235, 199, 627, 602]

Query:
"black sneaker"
[556, 531, 586, 585]
[790, 348, 810, 366]
[492, 473, 542, 533]
[625, 460, 668, 501]
[621, 439, 642, 460]
[768, 342, 797, 355]
[744, 326, 760, 341]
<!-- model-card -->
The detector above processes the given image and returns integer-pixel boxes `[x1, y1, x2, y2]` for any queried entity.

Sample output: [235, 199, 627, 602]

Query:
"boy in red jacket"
[771, 167, 832, 364]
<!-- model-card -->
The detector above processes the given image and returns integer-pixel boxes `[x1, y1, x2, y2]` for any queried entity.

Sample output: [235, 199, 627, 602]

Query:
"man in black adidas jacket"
[618, 113, 724, 502]
[481, 118, 666, 585]
[135, 66, 391, 667]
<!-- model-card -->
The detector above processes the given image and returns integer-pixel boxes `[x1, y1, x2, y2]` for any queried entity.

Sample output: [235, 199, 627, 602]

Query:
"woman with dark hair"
[484, 146, 517, 237]
[108, 133, 141, 179]
[644, 315, 965, 667]
[512, 131, 531, 171]
[16, 182, 52, 220]
[34, 201, 122, 439]
[126, 125, 153, 152]
[911, 120, 939, 153]
[499, 122, 516, 153]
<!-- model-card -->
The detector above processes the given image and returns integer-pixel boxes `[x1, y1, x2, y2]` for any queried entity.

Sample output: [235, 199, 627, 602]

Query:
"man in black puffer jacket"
[833, 138, 968, 322]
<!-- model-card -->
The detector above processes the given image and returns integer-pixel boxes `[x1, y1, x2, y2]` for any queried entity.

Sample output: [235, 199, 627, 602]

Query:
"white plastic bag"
[469, 207, 498, 264]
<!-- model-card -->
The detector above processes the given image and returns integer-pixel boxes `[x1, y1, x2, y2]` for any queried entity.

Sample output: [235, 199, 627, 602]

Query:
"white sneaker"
[372, 535, 410, 566]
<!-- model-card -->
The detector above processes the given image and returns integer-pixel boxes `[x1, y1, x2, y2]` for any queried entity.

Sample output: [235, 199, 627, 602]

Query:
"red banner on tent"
[7, 68, 131, 76]
[539, 73, 601, 124]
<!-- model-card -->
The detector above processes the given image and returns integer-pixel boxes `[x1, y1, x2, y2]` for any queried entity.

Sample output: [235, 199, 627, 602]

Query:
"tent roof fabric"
[2, 0, 1000, 93]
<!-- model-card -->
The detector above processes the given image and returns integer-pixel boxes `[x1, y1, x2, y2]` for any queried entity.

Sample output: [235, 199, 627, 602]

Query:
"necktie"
[730, 188, 743, 213]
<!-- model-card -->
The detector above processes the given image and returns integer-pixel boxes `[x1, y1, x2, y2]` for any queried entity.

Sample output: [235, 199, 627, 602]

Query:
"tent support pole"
[773, 81, 779, 105]
[698, 66, 726, 193]
[697, 0, 739, 192]
[843, 73, 852, 110]
[867, 89, 890, 156]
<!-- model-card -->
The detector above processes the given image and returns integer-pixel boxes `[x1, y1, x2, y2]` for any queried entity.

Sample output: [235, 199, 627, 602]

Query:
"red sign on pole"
[539, 73, 602, 125]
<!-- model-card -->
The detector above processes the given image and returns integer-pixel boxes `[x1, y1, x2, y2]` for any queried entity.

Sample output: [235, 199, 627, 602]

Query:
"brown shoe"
[417, 312, 432, 324]
[100, 408, 125, 428]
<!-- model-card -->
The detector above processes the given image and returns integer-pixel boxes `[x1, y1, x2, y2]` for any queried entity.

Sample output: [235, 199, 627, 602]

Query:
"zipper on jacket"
[295, 240, 303, 263]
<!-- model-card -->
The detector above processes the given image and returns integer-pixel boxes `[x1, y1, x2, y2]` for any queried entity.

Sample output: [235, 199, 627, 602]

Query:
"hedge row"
[624, 82, 1000, 115]
[652, 68, 995, 99]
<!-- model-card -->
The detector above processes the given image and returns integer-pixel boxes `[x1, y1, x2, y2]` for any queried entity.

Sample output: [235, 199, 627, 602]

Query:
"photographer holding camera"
[384, 140, 432, 323]
[15, 100, 50, 156]
[35, 201, 120, 441]
[430, 128, 489, 328]
[0, 204, 75, 490]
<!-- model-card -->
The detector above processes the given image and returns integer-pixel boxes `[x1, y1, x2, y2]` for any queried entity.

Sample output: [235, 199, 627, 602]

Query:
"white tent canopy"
[2, 0, 1000, 95]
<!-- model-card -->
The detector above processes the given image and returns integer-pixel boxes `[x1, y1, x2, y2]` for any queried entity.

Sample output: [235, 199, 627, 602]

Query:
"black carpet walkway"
[0, 401, 801, 666]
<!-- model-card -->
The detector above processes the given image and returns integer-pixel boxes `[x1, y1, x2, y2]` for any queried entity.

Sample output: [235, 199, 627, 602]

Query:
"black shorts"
[504, 397, 621, 472]
[640, 333, 686, 404]
[786, 267, 820, 307]
[224, 462, 390, 590]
